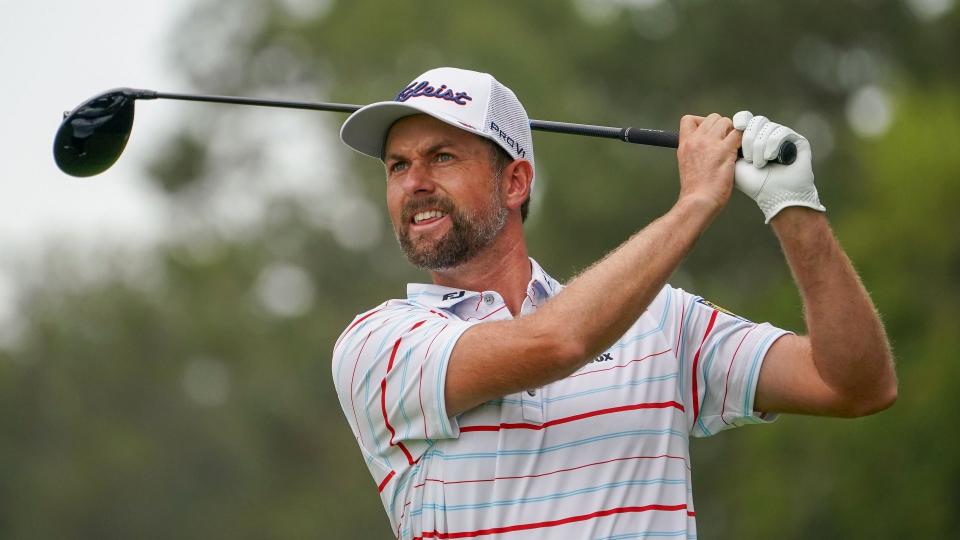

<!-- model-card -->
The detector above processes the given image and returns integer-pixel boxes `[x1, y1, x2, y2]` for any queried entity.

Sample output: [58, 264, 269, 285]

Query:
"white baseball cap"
[340, 67, 535, 187]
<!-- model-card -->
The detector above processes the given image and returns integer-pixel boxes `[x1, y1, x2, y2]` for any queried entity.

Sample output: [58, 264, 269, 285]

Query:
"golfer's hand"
[733, 111, 826, 223]
[676, 114, 741, 215]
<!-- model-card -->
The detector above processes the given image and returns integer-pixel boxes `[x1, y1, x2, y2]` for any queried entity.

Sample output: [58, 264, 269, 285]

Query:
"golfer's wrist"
[769, 205, 828, 232]
[673, 193, 723, 230]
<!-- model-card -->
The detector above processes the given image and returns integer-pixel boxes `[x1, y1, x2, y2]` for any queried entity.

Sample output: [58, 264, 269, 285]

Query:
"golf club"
[53, 87, 797, 178]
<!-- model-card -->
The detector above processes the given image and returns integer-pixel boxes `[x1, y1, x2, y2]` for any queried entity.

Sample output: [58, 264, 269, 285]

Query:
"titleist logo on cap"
[395, 81, 473, 105]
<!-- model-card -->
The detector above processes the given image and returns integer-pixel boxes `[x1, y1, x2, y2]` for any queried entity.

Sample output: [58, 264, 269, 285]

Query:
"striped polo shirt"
[332, 258, 788, 539]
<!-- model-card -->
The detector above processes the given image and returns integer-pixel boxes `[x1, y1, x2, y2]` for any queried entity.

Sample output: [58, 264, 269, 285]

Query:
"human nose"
[400, 159, 436, 195]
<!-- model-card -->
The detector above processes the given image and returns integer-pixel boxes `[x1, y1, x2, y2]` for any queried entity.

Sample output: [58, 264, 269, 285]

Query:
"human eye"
[435, 152, 454, 163]
[388, 160, 409, 174]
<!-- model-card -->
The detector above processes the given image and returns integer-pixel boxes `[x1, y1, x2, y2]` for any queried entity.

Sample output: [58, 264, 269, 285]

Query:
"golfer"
[332, 67, 896, 539]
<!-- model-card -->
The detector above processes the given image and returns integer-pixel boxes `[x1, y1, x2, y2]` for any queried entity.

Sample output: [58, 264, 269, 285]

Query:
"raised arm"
[754, 208, 897, 416]
[445, 114, 742, 417]
[730, 111, 897, 417]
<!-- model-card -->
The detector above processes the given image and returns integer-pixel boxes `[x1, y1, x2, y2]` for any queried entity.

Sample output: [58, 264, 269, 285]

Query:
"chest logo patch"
[590, 352, 614, 364]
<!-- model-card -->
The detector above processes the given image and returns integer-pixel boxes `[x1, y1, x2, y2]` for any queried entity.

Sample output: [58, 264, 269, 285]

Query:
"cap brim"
[339, 101, 489, 160]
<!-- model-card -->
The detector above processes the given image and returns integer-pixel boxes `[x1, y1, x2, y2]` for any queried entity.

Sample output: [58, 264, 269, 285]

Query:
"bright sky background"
[1, 0, 196, 259]
[0, 0, 204, 340]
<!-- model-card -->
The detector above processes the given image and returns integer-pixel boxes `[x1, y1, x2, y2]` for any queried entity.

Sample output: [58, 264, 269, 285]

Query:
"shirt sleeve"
[651, 285, 792, 438]
[331, 302, 475, 472]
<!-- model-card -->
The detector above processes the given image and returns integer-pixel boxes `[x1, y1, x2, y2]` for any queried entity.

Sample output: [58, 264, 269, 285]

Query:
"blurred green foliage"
[3, 0, 959, 537]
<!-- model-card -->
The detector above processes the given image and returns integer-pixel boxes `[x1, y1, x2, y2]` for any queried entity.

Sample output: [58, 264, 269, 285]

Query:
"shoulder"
[332, 299, 452, 356]
[330, 299, 417, 380]
[335, 299, 413, 346]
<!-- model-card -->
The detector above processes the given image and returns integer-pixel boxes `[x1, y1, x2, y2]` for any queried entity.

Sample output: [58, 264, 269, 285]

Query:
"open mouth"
[412, 209, 448, 226]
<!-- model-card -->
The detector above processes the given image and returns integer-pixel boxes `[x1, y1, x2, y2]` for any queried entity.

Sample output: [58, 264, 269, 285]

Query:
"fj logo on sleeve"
[696, 298, 752, 323]
[442, 291, 466, 301]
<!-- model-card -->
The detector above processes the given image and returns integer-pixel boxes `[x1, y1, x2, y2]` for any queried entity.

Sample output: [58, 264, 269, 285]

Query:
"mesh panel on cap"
[485, 78, 535, 183]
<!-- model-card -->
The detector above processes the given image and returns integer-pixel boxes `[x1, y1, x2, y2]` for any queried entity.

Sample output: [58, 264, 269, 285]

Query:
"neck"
[429, 220, 531, 316]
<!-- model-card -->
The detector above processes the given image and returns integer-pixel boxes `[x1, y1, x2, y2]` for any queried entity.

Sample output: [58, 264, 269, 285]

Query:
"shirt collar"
[405, 257, 561, 310]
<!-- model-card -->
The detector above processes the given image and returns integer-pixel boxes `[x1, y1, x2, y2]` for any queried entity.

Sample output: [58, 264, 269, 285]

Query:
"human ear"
[502, 159, 533, 212]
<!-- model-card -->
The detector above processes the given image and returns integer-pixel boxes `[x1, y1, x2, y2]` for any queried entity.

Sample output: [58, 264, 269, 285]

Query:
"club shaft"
[146, 90, 679, 148]
[141, 89, 795, 163]
[529, 119, 679, 148]
[152, 91, 360, 113]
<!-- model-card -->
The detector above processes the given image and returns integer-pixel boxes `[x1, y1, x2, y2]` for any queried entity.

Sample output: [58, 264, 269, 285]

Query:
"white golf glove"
[733, 111, 826, 223]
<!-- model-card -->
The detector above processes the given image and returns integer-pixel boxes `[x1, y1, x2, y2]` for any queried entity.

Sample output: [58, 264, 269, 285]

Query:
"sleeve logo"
[697, 298, 752, 323]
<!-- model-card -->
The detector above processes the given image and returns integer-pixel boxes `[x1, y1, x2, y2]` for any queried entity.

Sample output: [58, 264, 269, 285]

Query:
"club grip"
[621, 127, 678, 148]
[621, 127, 797, 165]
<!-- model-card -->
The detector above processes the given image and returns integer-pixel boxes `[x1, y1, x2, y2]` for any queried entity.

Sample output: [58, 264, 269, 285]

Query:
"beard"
[395, 183, 508, 271]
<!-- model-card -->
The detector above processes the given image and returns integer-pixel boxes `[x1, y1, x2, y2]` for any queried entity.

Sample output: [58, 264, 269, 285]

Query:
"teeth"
[413, 210, 446, 224]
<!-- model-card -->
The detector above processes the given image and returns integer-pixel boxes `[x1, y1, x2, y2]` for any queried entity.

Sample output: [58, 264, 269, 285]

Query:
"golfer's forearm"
[771, 208, 897, 410]
[540, 195, 717, 362]
[446, 196, 717, 416]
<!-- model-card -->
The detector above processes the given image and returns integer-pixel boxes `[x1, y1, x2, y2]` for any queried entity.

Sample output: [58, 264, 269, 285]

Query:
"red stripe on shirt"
[460, 401, 683, 433]
[415, 453, 689, 488]
[720, 325, 759, 426]
[396, 499, 413, 539]
[349, 331, 375, 448]
[349, 308, 384, 333]
[419, 323, 449, 435]
[413, 503, 688, 539]
[378, 470, 396, 493]
[691, 309, 719, 425]
[464, 305, 507, 321]
[381, 320, 427, 466]
[335, 309, 410, 359]
[568, 349, 672, 378]
[336, 307, 384, 352]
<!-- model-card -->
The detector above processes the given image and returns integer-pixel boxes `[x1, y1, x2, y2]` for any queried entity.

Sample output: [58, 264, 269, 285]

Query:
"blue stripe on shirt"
[399, 346, 414, 440]
[676, 296, 700, 400]
[436, 324, 463, 438]
[599, 531, 692, 539]
[486, 373, 679, 407]
[437, 428, 686, 460]
[361, 370, 391, 469]
[742, 330, 779, 419]
[411, 477, 686, 514]
[333, 306, 387, 381]
[609, 288, 672, 352]
[693, 325, 740, 437]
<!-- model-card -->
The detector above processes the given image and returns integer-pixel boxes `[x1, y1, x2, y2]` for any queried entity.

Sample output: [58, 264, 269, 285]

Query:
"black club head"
[53, 89, 139, 177]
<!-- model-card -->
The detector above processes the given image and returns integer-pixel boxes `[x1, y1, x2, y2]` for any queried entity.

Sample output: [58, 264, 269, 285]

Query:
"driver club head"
[53, 88, 139, 177]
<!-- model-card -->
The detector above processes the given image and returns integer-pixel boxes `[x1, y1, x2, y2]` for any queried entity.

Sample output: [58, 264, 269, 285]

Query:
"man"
[332, 67, 896, 539]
